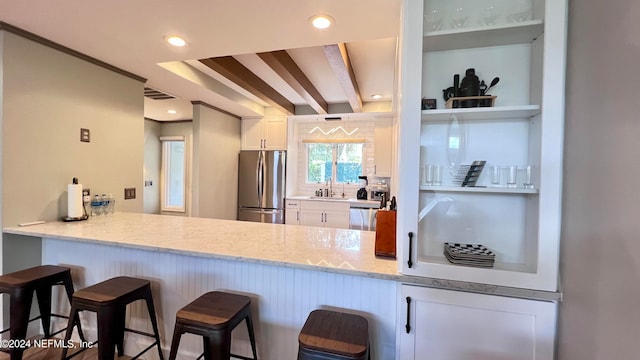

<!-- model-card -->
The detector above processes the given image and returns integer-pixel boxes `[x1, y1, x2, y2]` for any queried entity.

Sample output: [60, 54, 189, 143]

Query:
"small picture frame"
[421, 98, 437, 110]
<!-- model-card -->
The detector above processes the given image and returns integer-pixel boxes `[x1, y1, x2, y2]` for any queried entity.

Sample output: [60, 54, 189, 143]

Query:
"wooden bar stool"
[168, 291, 258, 360]
[0, 265, 85, 360]
[60, 276, 164, 360]
[298, 310, 370, 360]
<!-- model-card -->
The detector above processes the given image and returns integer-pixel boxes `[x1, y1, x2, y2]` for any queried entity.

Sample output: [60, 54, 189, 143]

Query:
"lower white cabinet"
[398, 284, 557, 360]
[285, 199, 301, 225]
[299, 200, 350, 229]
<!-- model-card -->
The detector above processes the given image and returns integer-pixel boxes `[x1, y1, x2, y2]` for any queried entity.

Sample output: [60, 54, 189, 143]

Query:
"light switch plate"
[80, 128, 90, 142]
[124, 187, 136, 200]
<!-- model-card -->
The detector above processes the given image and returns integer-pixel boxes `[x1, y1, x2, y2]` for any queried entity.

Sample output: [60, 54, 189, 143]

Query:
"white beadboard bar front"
[3, 212, 561, 359]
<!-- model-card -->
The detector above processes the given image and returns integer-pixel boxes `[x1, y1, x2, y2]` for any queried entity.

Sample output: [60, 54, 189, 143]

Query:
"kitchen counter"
[3, 212, 560, 301]
[2, 212, 560, 359]
[4, 212, 396, 278]
[286, 195, 381, 209]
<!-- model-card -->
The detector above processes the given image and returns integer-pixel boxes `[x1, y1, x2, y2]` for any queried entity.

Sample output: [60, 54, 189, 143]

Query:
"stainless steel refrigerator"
[237, 150, 286, 223]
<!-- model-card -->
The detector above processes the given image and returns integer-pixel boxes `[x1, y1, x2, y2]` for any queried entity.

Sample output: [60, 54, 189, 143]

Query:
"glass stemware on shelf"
[425, 7, 444, 31]
[451, 5, 469, 29]
[482, 0, 501, 26]
[507, 0, 532, 22]
[424, 0, 537, 32]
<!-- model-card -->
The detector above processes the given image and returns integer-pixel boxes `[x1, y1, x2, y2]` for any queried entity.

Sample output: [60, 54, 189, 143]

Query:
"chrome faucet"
[326, 179, 335, 198]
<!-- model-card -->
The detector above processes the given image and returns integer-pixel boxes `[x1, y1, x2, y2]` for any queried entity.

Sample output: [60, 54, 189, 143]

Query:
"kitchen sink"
[308, 196, 352, 201]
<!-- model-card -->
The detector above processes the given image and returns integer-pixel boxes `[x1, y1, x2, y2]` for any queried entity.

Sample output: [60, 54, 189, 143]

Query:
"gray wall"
[144, 119, 162, 214]
[559, 0, 640, 358]
[0, 29, 145, 325]
[192, 103, 241, 220]
[1, 30, 144, 228]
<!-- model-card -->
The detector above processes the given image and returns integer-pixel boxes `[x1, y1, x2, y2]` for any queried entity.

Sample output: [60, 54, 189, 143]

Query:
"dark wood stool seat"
[298, 310, 370, 360]
[60, 276, 164, 360]
[0, 265, 85, 360]
[168, 291, 258, 360]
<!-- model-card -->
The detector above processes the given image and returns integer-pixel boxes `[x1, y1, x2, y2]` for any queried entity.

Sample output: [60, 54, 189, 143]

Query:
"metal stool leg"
[60, 305, 80, 360]
[246, 314, 258, 360]
[61, 273, 85, 342]
[114, 305, 126, 357]
[143, 285, 165, 360]
[167, 323, 185, 360]
[204, 331, 231, 360]
[96, 306, 116, 360]
[9, 288, 33, 360]
[34, 285, 52, 338]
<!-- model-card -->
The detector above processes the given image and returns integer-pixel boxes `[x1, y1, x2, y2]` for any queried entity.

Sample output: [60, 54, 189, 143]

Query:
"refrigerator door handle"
[259, 150, 265, 206]
[256, 151, 263, 205]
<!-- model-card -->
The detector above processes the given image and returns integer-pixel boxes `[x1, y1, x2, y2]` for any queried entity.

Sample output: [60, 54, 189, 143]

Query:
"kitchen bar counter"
[4, 212, 560, 301]
[5, 212, 397, 278]
[3, 212, 561, 359]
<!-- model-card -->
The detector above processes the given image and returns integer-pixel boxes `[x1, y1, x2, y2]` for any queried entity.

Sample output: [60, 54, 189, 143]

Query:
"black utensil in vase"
[479, 77, 500, 107]
[479, 80, 488, 96]
[485, 77, 500, 95]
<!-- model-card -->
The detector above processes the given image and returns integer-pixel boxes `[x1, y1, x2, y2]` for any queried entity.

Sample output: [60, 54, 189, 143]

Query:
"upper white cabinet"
[398, 284, 557, 360]
[373, 118, 393, 177]
[396, 0, 567, 291]
[242, 116, 287, 150]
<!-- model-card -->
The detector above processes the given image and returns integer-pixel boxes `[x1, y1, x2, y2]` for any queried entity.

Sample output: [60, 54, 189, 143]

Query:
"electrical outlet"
[124, 187, 136, 200]
[82, 188, 91, 203]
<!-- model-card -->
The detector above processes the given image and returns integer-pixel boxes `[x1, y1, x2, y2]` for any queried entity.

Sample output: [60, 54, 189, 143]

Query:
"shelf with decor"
[423, 19, 544, 52]
[421, 104, 540, 122]
[397, 0, 567, 292]
[419, 185, 538, 194]
[397, 0, 566, 358]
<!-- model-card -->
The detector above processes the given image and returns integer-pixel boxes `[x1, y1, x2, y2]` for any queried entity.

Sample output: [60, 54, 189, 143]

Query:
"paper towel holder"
[62, 177, 89, 222]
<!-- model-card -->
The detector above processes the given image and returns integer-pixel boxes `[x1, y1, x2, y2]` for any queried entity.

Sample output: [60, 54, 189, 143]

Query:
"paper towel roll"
[67, 184, 83, 218]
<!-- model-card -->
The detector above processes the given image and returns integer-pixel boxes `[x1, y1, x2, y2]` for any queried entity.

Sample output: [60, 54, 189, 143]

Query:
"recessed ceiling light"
[372, 94, 383, 100]
[165, 36, 186, 47]
[168, 109, 177, 114]
[309, 15, 334, 29]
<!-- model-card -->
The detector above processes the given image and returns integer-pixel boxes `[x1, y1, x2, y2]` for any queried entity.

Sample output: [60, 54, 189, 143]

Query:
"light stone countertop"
[4, 212, 398, 278]
[3, 212, 562, 301]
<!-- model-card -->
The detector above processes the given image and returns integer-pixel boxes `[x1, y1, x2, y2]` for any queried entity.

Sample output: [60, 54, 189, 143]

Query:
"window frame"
[160, 136, 186, 213]
[304, 140, 365, 184]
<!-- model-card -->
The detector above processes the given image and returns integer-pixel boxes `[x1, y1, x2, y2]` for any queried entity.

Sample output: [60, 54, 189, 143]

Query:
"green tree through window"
[307, 142, 364, 183]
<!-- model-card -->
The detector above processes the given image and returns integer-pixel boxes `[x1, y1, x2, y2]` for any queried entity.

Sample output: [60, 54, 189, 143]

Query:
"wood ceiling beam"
[322, 43, 363, 113]
[258, 51, 328, 115]
[199, 56, 295, 115]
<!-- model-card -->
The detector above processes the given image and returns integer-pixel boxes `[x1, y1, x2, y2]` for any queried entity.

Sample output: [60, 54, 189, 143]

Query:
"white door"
[398, 285, 557, 360]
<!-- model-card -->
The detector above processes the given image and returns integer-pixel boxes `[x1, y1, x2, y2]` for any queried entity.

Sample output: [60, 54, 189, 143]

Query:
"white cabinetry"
[398, 285, 557, 360]
[299, 200, 350, 229]
[373, 118, 393, 177]
[241, 116, 287, 150]
[396, 0, 567, 291]
[285, 199, 301, 225]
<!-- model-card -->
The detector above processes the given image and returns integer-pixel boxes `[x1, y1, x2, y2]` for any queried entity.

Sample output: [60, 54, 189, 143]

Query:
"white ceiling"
[1, 0, 401, 121]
